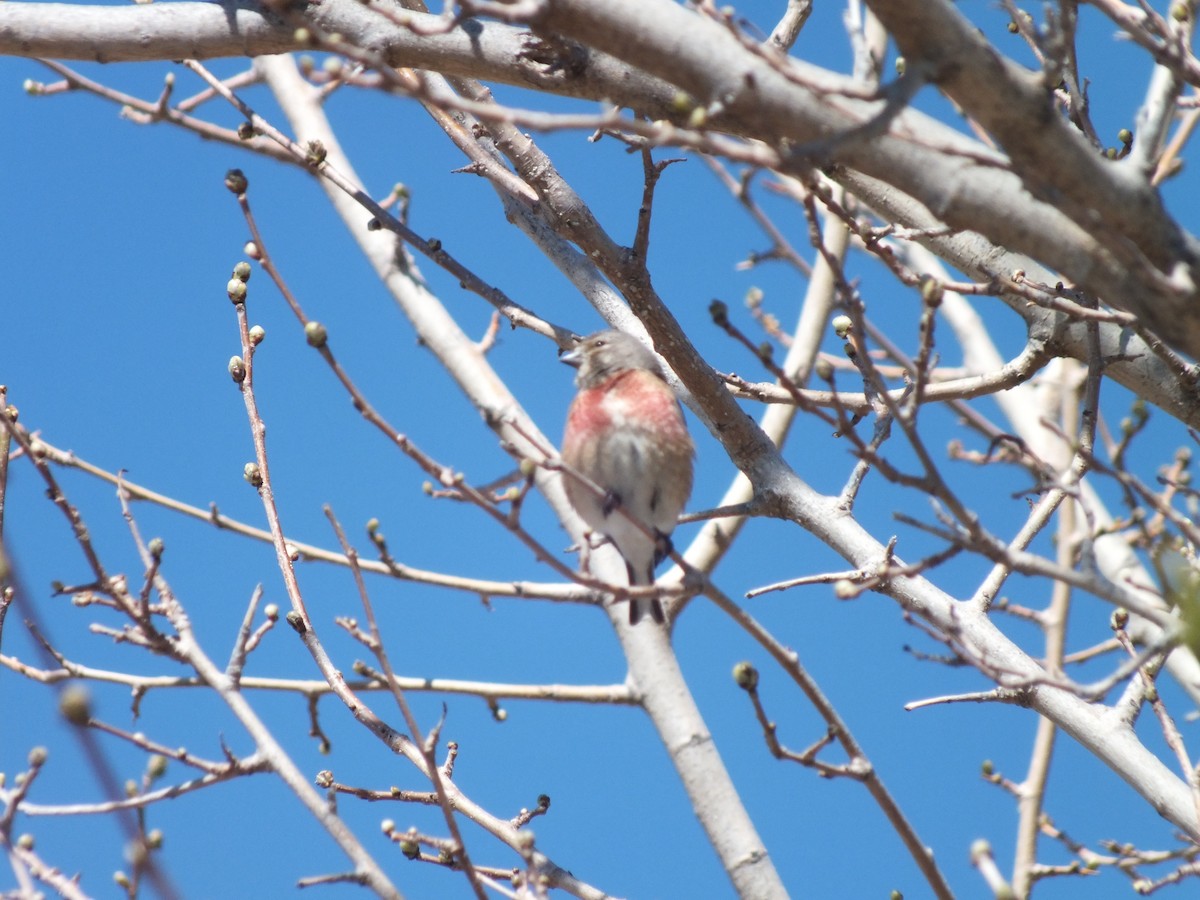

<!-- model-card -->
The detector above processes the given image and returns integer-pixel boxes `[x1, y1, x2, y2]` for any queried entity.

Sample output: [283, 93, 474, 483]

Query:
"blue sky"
[2, 2, 1196, 898]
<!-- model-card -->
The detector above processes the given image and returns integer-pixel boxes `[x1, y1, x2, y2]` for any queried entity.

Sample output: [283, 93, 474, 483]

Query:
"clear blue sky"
[1, 3, 1193, 898]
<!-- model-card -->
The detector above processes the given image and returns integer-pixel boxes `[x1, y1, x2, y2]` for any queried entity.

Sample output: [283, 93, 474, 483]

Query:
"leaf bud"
[732, 661, 759, 691]
[224, 169, 248, 194]
[305, 321, 328, 348]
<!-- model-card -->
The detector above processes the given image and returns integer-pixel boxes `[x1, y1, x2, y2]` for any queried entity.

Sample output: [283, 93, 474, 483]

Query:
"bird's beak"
[559, 346, 583, 369]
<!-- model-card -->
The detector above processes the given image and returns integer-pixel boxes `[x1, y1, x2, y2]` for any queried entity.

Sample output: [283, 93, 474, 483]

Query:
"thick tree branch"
[9, 0, 1200, 357]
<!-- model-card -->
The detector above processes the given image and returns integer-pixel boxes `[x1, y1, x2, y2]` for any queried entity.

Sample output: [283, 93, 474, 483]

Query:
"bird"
[560, 330, 694, 624]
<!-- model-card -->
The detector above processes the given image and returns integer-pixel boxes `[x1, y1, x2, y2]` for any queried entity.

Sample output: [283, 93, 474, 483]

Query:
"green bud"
[833, 579, 857, 598]
[59, 685, 92, 726]
[305, 321, 328, 348]
[243, 462, 263, 488]
[147, 754, 168, 780]
[920, 276, 943, 305]
[732, 661, 759, 691]
[228, 356, 246, 384]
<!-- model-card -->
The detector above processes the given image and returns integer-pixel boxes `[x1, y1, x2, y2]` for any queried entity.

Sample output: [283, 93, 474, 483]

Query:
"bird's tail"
[630, 598, 666, 626]
[626, 562, 665, 625]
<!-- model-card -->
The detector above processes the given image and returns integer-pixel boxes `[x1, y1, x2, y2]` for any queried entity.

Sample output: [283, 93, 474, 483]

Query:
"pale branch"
[839, 169, 1200, 431]
[867, 0, 1189, 266]
[31, 437, 595, 607]
[899, 241, 1200, 713]
[11, 1, 1200, 893]
[9, 1, 1200, 362]
[1, 653, 636, 705]
[254, 48, 796, 898]
[726, 340, 1051, 412]
[253, 55, 694, 900]
[533, 0, 1200, 360]
[30, 58, 291, 162]
[1, 417, 402, 898]
[325, 508, 488, 900]
[702, 578, 954, 899]
[12, 2, 1200, 431]
[19, 763, 271, 818]
[218, 284, 605, 898]
[4, 842, 90, 900]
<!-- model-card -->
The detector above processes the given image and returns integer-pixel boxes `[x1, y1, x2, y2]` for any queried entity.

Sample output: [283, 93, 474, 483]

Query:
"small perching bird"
[560, 330, 695, 624]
